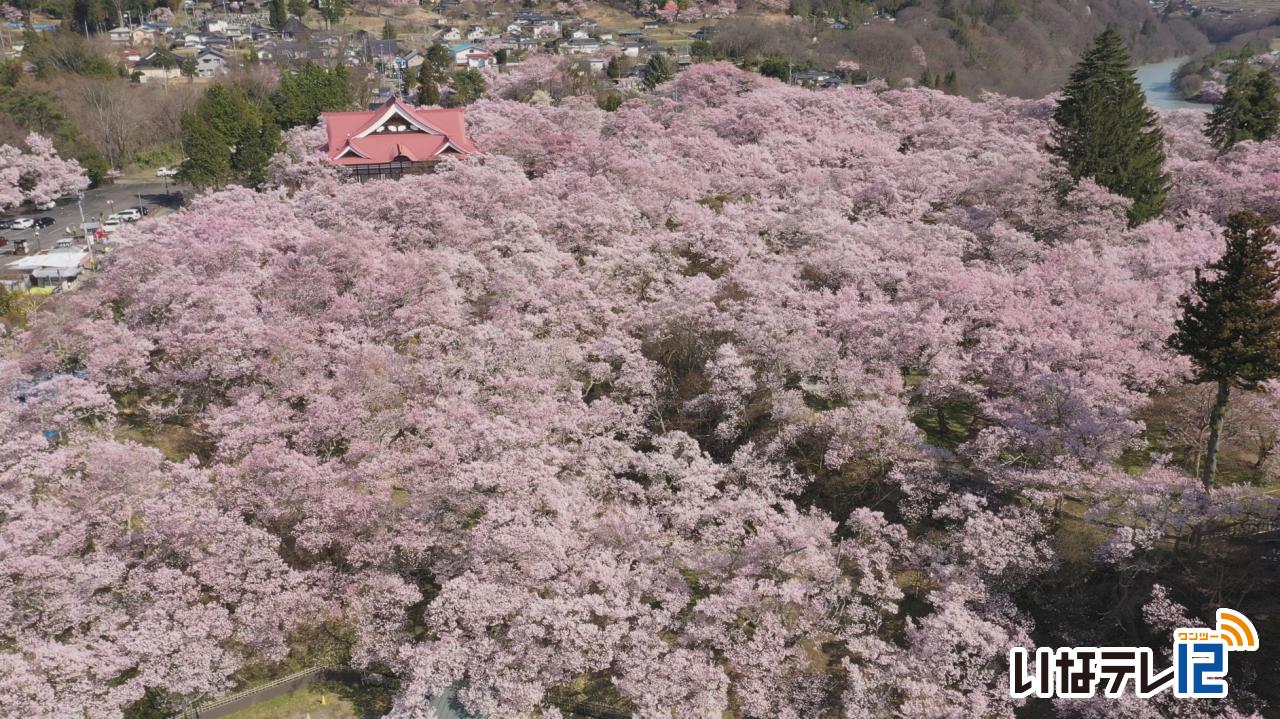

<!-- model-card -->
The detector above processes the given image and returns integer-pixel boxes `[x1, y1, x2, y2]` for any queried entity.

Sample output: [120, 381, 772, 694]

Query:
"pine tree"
[420, 76, 440, 105]
[1247, 71, 1280, 143]
[1205, 66, 1280, 153]
[643, 53, 673, 90]
[448, 69, 486, 107]
[178, 114, 233, 189]
[1050, 28, 1170, 226]
[381, 20, 396, 40]
[269, 0, 286, 31]
[425, 44, 452, 74]
[418, 61, 440, 105]
[232, 122, 281, 189]
[271, 62, 353, 129]
[1169, 210, 1280, 490]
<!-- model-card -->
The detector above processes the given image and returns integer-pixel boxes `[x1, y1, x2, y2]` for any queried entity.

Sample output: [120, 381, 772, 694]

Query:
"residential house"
[440, 26, 463, 41]
[108, 26, 132, 44]
[530, 18, 559, 38]
[195, 47, 228, 77]
[465, 25, 487, 41]
[280, 16, 310, 41]
[249, 22, 274, 41]
[448, 42, 475, 64]
[791, 68, 841, 88]
[117, 47, 145, 65]
[322, 94, 478, 180]
[396, 50, 425, 76]
[203, 33, 232, 50]
[513, 12, 559, 38]
[562, 37, 599, 55]
[464, 50, 493, 69]
[132, 50, 181, 83]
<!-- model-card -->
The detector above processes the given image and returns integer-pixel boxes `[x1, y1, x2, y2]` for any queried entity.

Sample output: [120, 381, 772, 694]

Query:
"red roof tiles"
[322, 94, 478, 166]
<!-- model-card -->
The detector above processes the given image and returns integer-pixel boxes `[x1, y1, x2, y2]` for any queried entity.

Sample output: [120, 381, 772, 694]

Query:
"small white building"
[6, 244, 90, 289]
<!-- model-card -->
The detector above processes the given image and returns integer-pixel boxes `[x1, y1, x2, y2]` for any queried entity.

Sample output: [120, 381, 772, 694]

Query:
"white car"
[156, 167, 179, 177]
[101, 218, 122, 233]
[35, 200, 56, 210]
[9, 218, 34, 230]
[111, 208, 143, 222]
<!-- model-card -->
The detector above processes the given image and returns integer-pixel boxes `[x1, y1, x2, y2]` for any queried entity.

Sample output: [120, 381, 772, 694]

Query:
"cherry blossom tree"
[2, 63, 1277, 718]
[0, 134, 90, 210]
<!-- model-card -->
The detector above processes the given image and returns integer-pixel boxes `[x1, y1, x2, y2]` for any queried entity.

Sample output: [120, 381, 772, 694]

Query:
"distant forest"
[711, 0, 1277, 97]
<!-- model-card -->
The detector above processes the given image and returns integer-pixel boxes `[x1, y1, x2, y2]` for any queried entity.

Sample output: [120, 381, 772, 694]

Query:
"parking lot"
[0, 181, 184, 253]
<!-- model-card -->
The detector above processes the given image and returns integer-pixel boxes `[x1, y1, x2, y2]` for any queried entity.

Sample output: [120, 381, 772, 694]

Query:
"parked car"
[130, 205, 150, 216]
[101, 218, 122, 233]
[112, 208, 142, 222]
[155, 167, 179, 177]
[33, 217, 55, 228]
[0, 218, 14, 230]
[9, 218, 35, 230]
[35, 200, 56, 210]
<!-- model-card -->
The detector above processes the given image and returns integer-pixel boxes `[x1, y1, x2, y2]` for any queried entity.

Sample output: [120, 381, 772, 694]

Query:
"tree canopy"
[271, 62, 352, 130]
[1205, 66, 1280, 153]
[1050, 28, 1170, 226]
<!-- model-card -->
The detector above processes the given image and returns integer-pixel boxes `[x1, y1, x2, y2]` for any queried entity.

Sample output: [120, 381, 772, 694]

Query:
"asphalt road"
[0, 180, 184, 253]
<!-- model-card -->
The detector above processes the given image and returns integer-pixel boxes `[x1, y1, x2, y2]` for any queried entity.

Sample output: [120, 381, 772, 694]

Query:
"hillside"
[5, 62, 1280, 718]
[706, 0, 1208, 96]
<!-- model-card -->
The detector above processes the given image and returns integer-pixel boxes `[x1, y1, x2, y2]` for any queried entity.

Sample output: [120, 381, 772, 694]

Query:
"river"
[1135, 56, 1212, 112]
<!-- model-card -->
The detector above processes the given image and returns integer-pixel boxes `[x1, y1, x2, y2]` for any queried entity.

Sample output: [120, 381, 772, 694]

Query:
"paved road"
[0, 180, 184, 253]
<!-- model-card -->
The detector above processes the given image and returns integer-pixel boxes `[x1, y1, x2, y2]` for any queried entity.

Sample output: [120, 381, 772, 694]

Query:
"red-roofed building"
[321, 94, 479, 181]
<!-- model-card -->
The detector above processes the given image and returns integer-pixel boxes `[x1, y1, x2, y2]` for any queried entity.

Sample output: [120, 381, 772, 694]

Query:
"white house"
[449, 43, 475, 64]
[132, 50, 181, 83]
[563, 37, 599, 55]
[195, 47, 227, 77]
[463, 50, 494, 69]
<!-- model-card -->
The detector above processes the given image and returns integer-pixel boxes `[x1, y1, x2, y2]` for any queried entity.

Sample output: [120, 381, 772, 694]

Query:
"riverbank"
[1136, 56, 1214, 112]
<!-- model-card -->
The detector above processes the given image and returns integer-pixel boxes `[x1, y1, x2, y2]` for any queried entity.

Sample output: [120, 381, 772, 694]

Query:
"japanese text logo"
[1009, 609, 1259, 699]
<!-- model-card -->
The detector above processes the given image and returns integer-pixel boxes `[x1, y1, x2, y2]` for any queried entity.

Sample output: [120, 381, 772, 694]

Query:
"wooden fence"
[179, 665, 339, 719]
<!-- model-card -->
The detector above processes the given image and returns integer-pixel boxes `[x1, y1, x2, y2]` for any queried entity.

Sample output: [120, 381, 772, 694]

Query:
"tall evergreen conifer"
[269, 0, 286, 31]
[1206, 67, 1280, 153]
[1050, 28, 1169, 226]
[1169, 211, 1280, 490]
